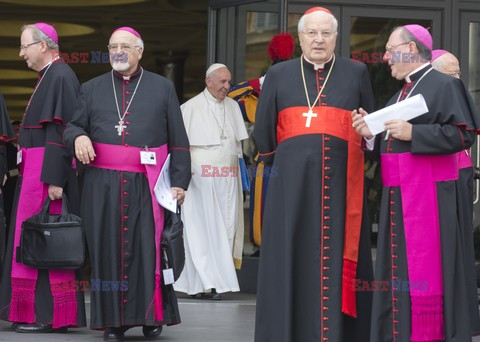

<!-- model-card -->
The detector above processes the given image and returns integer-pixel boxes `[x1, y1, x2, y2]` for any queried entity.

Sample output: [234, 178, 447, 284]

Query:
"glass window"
[350, 17, 432, 108]
[245, 12, 279, 80]
[349, 17, 432, 239]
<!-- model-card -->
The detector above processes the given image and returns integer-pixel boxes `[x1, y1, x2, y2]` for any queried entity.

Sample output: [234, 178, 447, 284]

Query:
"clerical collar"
[38, 55, 61, 76]
[303, 54, 334, 70]
[404, 63, 432, 83]
[203, 88, 223, 103]
[113, 66, 142, 81]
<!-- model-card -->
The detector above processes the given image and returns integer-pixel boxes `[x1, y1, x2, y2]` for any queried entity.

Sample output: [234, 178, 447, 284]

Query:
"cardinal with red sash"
[254, 7, 375, 342]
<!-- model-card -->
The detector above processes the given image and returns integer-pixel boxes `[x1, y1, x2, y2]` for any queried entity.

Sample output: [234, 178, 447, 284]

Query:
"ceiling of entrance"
[0, 0, 208, 119]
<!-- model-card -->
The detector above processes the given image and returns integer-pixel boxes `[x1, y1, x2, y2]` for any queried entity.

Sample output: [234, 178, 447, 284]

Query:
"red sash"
[277, 106, 364, 318]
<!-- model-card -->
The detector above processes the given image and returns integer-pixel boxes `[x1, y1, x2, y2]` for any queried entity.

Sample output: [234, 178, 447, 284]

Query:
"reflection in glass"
[350, 17, 431, 108]
[244, 12, 303, 81]
[468, 22, 480, 210]
[469, 23, 480, 110]
[245, 12, 278, 80]
[349, 17, 431, 239]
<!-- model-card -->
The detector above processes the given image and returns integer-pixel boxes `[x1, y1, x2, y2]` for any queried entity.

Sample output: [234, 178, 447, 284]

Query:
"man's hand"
[352, 108, 373, 139]
[75, 135, 96, 164]
[48, 184, 63, 200]
[171, 187, 185, 206]
[384, 119, 412, 141]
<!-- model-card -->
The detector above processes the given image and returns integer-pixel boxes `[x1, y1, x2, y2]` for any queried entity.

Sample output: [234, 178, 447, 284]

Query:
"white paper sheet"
[154, 153, 177, 213]
[364, 94, 429, 136]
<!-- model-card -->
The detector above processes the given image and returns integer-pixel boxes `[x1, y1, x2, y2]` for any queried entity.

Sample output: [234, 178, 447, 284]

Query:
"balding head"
[432, 52, 461, 79]
[108, 29, 144, 76]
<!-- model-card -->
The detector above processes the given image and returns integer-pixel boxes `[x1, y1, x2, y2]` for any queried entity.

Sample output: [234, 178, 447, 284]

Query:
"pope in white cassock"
[174, 63, 248, 299]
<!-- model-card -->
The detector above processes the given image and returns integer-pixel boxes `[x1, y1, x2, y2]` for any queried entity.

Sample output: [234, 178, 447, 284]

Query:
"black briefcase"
[161, 207, 185, 281]
[19, 196, 85, 270]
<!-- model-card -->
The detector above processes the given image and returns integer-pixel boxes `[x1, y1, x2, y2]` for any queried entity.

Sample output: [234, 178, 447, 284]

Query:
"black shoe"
[201, 289, 222, 300]
[11, 322, 19, 330]
[142, 325, 162, 339]
[15, 323, 67, 333]
[103, 326, 131, 341]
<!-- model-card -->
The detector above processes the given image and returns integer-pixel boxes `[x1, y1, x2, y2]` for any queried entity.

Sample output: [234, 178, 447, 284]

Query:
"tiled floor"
[0, 292, 256, 341]
[0, 291, 479, 341]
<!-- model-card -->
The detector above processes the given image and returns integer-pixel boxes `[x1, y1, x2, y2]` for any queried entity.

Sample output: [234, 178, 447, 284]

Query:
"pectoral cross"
[115, 120, 126, 135]
[303, 109, 317, 128]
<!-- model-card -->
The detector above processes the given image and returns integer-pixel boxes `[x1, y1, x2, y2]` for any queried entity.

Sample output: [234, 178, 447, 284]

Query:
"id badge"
[17, 150, 22, 165]
[140, 151, 157, 165]
[163, 268, 175, 285]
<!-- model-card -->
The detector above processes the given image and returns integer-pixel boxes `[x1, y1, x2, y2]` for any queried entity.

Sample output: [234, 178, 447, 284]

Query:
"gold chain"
[300, 53, 336, 110]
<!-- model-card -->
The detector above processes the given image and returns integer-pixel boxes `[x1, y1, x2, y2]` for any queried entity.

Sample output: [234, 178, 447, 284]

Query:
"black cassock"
[65, 68, 191, 329]
[0, 61, 86, 326]
[254, 56, 375, 342]
[0, 93, 14, 262]
[371, 64, 480, 342]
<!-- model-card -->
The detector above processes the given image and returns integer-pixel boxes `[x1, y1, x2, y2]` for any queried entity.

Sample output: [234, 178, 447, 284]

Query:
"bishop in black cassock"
[354, 25, 480, 342]
[0, 23, 85, 332]
[254, 7, 374, 342]
[64, 27, 190, 341]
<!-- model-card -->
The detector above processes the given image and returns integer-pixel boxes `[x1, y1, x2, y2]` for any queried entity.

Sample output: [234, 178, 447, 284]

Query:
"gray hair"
[298, 11, 338, 34]
[394, 26, 432, 61]
[21, 24, 59, 51]
[136, 37, 144, 51]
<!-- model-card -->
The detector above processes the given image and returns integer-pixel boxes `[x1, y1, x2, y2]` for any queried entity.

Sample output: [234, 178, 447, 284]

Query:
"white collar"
[203, 88, 223, 104]
[303, 54, 334, 70]
[405, 63, 430, 83]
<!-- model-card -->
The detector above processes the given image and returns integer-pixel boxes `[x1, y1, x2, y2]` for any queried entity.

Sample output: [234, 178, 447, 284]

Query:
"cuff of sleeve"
[365, 136, 375, 151]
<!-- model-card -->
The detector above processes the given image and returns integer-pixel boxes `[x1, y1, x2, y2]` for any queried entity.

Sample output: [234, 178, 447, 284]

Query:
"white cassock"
[174, 88, 248, 294]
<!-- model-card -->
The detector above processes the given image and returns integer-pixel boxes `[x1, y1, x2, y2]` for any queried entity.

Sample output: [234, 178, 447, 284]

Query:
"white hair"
[298, 11, 338, 33]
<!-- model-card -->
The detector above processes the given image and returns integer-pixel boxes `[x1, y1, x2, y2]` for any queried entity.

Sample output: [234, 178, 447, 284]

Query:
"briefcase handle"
[40, 196, 73, 216]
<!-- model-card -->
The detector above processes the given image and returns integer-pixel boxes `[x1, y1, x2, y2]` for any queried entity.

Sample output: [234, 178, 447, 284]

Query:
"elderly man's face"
[206, 67, 231, 101]
[108, 31, 143, 75]
[383, 29, 417, 81]
[299, 12, 337, 64]
[19, 28, 45, 71]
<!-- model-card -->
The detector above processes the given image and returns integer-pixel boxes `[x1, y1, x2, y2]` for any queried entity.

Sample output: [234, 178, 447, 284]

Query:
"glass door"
[460, 13, 480, 233]
[342, 7, 441, 242]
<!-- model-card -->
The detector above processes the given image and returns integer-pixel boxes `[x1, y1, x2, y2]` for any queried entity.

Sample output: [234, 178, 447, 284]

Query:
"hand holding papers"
[154, 154, 177, 213]
[364, 94, 429, 136]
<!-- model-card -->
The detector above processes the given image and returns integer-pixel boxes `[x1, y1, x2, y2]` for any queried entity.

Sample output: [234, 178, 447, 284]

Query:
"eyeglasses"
[302, 30, 335, 39]
[19, 41, 41, 50]
[385, 42, 410, 53]
[107, 44, 141, 51]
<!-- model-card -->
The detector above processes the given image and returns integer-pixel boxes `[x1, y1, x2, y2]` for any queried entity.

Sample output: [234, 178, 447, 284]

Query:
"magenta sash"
[10, 147, 77, 328]
[381, 152, 458, 341]
[457, 150, 473, 169]
[90, 142, 168, 322]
